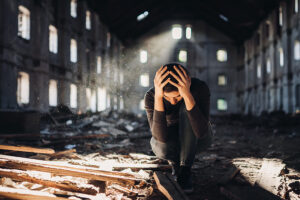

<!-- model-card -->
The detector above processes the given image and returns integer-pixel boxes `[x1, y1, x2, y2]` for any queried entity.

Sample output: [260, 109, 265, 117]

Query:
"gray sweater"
[144, 78, 210, 142]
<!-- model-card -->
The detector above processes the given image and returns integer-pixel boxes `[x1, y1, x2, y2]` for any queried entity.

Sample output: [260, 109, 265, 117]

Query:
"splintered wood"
[0, 152, 171, 200]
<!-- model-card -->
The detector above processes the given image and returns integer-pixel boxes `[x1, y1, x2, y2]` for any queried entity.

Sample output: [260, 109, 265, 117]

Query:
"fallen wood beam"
[0, 168, 98, 195]
[0, 145, 55, 154]
[0, 154, 138, 179]
[49, 149, 76, 159]
[113, 163, 172, 171]
[0, 155, 143, 186]
[153, 172, 189, 200]
[0, 186, 69, 200]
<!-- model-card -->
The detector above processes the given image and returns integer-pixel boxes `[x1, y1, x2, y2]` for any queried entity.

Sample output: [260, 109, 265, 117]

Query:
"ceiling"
[87, 0, 280, 45]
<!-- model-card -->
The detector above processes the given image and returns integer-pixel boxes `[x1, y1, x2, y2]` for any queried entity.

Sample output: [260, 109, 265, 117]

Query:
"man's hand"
[154, 65, 170, 98]
[168, 65, 192, 98]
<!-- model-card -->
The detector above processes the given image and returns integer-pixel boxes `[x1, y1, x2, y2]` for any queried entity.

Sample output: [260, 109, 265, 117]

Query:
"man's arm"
[144, 91, 169, 142]
[184, 83, 210, 139]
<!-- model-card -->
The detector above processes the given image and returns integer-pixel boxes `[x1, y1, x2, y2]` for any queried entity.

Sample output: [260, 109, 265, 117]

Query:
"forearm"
[183, 93, 196, 111]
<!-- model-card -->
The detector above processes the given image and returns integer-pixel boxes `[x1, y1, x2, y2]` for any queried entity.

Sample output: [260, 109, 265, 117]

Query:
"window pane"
[17, 72, 30, 105]
[49, 25, 58, 53]
[139, 99, 145, 110]
[294, 41, 300, 60]
[217, 49, 227, 62]
[266, 58, 271, 74]
[178, 50, 187, 62]
[70, 39, 77, 62]
[279, 48, 284, 67]
[218, 75, 227, 85]
[86, 10, 91, 30]
[97, 56, 102, 74]
[18, 5, 30, 40]
[217, 99, 227, 111]
[140, 73, 149, 87]
[70, 84, 77, 108]
[70, 0, 77, 18]
[186, 26, 192, 39]
[172, 25, 182, 39]
[140, 50, 147, 63]
[257, 64, 261, 78]
[97, 87, 106, 111]
[49, 80, 58, 106]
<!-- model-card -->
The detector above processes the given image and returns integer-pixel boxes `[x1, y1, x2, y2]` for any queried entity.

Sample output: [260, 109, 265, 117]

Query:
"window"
[90, 90, 96, 112]
[217, 99, 227, 111]
[279, 48, 284, 67]
[279, 6, 283, 26]
[18, 5, 30, 40]
[295, 0, 299, 13]
[178, 50, 187, 62]
[49, 80, 57, 106]
[218, 75, 227, 86]
[140, 50, 147, 63]
[172, 25, 182, 39]
[106, 94, 111, 108]
[296, 84, 300, 107]
[265, 22, 270, 39]
[70, 84, 77, 108]
[97, 87, 106, 111]
[113, 96, 118, 110]
[114, 68, 118, 82]
[70, 0, 77, 18]
[185, 25, 192, 39]
[70, 39, 77, 63]
[86, 10, 91, 30]
[106, 66, 110, 78]
[257, 64, 261, 78]
[139, 99, 145, 110]
[217, 49, 227, 62]
[140, 73, 149, 87]
[49, 25, 58, 53]
[137, 11, 149, 21]
[107, 32, 111, 48]
[97, 56, 102, 74]
[17, 72, 30, 105]
[119, 97, 124, 110]
[294, 40, 300, 60]
[266, 58, 271, 74]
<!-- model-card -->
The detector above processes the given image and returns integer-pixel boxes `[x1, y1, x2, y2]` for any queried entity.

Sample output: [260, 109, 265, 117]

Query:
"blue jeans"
[150, 103, 212, 166]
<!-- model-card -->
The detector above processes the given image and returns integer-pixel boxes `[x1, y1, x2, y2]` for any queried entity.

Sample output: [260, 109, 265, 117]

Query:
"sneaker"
[177, 166, 194, 194]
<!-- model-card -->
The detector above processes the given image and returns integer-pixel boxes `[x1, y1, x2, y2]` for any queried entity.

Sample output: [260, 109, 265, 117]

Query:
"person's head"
[161, 63, 189, 105]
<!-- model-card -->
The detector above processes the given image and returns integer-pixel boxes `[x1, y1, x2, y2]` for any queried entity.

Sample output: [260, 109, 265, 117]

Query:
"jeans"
[150, 103, 212, 166]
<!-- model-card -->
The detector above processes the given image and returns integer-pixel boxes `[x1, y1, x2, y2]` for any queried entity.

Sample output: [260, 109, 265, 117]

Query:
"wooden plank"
[153, 172, 189, 200]
[0, 186, 68, 200]
[0, 154, 138, 179]
[0, 155, 143, 186]
[255, 158, 285, 195]
[0, 168, 98, 195]
[113, 163, 172, 171]
[49, 149, 76, 159]
[0, 145, 55, 154]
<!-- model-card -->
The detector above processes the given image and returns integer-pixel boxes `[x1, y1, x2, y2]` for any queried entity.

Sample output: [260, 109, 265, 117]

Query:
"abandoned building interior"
[0, 0, 299, 199]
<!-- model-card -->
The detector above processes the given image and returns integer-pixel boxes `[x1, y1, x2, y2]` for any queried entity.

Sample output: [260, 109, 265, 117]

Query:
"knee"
[150, 137, 177, 160]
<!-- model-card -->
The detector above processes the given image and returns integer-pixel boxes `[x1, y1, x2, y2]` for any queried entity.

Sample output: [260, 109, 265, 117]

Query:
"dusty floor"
[0, 111, 300, 199]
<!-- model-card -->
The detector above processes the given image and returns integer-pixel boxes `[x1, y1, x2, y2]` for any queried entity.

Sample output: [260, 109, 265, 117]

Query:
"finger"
[168, 79, 180, 88]
[179, 65, 189, 78]
[174, 65, 186, 82]
[161, 78, 170, 87]
[158, 71, 169, 83]
[158, 65, 164, 72]
[169, 71, 184, 85]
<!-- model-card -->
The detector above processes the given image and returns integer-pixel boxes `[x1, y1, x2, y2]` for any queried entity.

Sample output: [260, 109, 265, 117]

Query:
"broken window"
[49, 79, 58, 106]
[70, 39, 77, 63]
[140, 73, 149, 87]
[257, 64, 261, 78]
[266, 58, 271, 74]
[217, 99, 227, 111]
[279, 6, 283, 26]
[172, 25, 182, 39]
[70, 0, 77, 18]
[86, 10, 91, 30]
[49, 25, 58, 54]
[294, 40, 300, 60]
[295, 0, 299, 13]
[218, 75, 227, 86]
[185, 25, 192, 39]
[18, 5, 30, 40]
[279, 47, 284, 67]
[178, 50, 187, 63]
[96, 56, 102, 74]
[17, 72, 30, 105]
[139, 99, 145, 110]
[70, 84, 77, 108]
[140, 50, 147, 63]
[217, 49, 227, 62]
[97, 87, 106, 111]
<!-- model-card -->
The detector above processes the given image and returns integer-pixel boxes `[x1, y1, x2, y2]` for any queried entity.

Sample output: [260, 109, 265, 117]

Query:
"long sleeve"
[144, 90, 169, 142]
[185, 81, 210, 139]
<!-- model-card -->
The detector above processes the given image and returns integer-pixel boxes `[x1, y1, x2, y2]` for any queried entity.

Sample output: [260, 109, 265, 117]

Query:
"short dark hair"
[161, 63, 189, 93]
